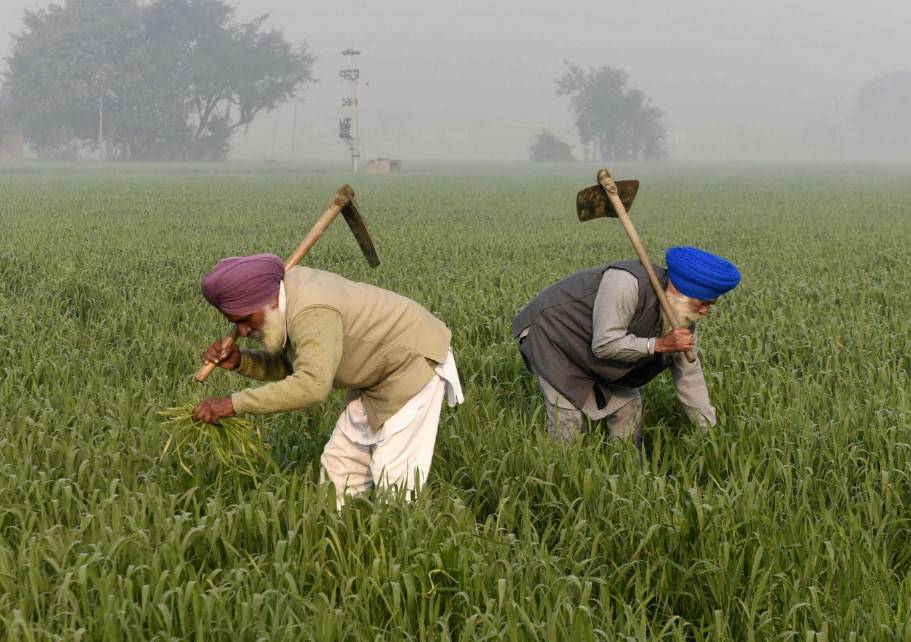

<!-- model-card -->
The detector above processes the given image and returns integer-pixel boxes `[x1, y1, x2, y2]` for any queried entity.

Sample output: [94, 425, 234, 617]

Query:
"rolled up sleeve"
[669, 327, 717, 430]
[232, 306, 344, 415]
[591, 269, 652, 362]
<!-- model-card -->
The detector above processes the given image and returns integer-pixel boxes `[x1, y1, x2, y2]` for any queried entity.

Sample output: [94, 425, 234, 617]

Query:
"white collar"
[279, 281, 288, 349]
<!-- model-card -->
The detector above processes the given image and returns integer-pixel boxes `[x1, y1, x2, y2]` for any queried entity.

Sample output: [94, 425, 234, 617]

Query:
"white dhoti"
[320, 349, 463, 507]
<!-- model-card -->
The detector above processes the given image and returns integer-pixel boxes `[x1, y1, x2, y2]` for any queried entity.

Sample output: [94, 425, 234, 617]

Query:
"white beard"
[663, 289, 707, 334]
[250, 305, 287, 355]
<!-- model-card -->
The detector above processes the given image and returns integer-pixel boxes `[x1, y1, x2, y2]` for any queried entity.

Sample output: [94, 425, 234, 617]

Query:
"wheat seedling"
[158, 402, 272, 478]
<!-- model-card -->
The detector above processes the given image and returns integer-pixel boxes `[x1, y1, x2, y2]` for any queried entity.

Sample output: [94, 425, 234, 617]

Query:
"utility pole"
[338, 48, 360, 172]
[290, 104, 298, 162]
[271, 119, 278, 162]
[97, 80, 104, 159]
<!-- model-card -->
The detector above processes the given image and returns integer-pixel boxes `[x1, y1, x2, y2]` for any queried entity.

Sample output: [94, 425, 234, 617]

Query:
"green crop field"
[1, 162, 910, 640]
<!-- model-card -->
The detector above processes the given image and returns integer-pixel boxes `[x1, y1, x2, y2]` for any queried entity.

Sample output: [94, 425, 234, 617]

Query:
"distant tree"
[529, 129, 576, 162]
[3, 0, 314, 160]
[556, 62, 667, 162]
[0, 85, 28, 160]
[0, 86, 12, 134]
[800, 117, 845, 159]
[850, 70, 911, 158]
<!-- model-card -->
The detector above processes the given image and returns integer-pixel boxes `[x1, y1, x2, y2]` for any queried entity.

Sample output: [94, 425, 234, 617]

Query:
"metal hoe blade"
[341, 194, 381, 267]
[576, 180, 640, 222]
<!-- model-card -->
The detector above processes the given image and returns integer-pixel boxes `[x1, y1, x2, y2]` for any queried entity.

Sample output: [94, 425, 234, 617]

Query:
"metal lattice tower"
[339, 48, 360, 172]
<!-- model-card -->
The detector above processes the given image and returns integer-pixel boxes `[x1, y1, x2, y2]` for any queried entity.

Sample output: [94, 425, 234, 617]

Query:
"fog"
[2, 0, 910, 161]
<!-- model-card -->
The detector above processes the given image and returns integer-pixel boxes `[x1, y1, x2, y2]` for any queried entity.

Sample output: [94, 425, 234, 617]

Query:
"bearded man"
[512, 247, 740, 446]
[192, 254, 463, 506]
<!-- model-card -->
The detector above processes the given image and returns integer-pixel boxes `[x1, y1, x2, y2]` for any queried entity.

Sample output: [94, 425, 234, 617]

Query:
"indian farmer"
[512, 247, 740, 446]
[192, 254, 463, 506]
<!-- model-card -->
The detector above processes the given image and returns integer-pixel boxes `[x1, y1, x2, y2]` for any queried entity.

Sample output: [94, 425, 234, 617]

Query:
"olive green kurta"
[231, 267, 451, 431]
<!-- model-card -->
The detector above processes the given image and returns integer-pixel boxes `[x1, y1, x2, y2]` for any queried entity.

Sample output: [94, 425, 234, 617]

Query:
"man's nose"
[237, 323, 251, 337]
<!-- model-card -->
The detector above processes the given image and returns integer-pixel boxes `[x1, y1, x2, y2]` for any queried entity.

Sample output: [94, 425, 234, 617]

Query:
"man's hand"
[655, 328, 694, 354]
[192, 396, 236, 425]
[202, 338, 241, 371]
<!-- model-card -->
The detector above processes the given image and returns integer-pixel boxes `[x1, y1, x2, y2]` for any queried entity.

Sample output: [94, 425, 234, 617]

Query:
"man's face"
[666, 282, 717, 329]
[685, 296, 716, 319]
[225, 295, 286, 354]
[226, 308, 266, 337]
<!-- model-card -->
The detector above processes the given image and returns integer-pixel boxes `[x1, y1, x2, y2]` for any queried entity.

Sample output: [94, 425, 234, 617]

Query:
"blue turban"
[665, 247, 741, 300]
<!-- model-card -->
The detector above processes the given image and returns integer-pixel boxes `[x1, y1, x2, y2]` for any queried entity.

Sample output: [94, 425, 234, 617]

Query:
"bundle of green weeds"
[158, 402, 272, 478]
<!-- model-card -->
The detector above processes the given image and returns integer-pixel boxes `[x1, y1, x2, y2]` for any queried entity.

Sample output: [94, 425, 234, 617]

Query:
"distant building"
[366, 158, 401, 174]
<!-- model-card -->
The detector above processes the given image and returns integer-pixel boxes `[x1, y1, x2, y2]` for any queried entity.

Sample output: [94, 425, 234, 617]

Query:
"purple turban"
[665, 247, 741, 300]
[201, 253, 285, 316]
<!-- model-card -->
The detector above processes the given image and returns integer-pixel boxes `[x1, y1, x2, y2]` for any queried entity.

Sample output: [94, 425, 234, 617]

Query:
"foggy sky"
[2, 0, 910, 161]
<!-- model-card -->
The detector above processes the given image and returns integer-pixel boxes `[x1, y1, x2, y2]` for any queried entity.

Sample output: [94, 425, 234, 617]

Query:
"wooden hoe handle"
[194, 327, 240, 382]
[194, 186, 356, 383]
[598, 171, 696, 364]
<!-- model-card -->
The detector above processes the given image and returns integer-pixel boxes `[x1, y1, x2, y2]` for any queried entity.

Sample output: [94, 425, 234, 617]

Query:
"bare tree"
[3, 0, 314, 160]
[556, 62, 667, 162]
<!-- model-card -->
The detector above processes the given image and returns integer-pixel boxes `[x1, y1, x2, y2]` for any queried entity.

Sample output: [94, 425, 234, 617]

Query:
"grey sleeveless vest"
[512, 260, 669, 410]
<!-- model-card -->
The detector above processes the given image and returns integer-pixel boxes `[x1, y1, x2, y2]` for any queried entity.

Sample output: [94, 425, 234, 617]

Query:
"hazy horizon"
[2, 0, 909, 162]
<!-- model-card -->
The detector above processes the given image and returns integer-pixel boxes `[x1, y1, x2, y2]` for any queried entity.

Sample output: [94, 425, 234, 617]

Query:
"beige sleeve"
[231, 306, 344, 415]
[236, 349, 293, 381]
